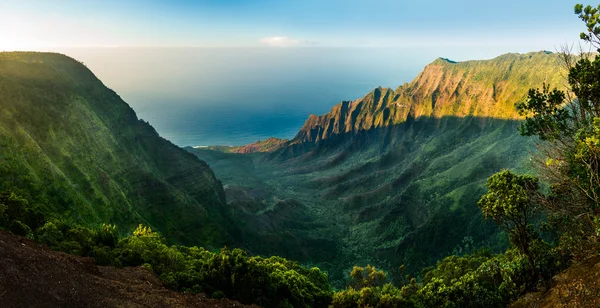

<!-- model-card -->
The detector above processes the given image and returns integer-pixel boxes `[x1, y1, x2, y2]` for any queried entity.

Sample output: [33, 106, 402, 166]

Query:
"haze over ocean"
[60, 47, 419, 146]
[56, 46, 552, 146]
[1, 0, 581, 146]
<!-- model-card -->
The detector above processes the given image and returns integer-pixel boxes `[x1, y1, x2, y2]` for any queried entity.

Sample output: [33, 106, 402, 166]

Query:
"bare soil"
[511, 256, 600, 308]
[0, 231, 259, 308]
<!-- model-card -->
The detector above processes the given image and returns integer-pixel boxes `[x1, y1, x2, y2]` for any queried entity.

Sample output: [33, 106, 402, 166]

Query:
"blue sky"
[0, 0, 584, 49]
[0, 0, 591, 146]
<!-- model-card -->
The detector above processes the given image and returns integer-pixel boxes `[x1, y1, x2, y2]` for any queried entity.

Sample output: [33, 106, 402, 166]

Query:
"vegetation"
[192, 77, 544, 285]
[0, 51, 234, 247]
[0, 185, 564, 308]
[478, 170, 542, 276]
[0, 196, 332, 307]
[515, 3, 600, 259]
[327, 3, 600, 307]
[3, 3, 600, 308]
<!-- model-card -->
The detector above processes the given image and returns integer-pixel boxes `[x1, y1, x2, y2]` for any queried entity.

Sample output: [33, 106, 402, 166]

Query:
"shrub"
[8, 220, 31, 236]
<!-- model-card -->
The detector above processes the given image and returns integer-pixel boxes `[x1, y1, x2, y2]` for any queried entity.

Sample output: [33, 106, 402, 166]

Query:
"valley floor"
[0, 231, 256, 308]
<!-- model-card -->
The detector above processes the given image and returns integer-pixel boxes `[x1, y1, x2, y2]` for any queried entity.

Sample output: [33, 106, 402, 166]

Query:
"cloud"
[259, 36, 307, 47]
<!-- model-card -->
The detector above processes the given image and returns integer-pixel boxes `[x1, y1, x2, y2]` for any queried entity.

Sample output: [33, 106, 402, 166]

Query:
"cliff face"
[293, 51, 564, 144]
[0, 52, 233, 246]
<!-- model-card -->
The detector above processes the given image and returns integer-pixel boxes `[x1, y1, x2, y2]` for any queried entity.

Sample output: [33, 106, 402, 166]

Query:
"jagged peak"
[364, 86, 394, 98]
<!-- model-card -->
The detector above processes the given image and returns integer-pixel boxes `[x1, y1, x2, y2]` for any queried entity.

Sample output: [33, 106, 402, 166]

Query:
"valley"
[4, 1, 600, 307]
[189, 51, 567, 284]
[0, 48, 592, 307]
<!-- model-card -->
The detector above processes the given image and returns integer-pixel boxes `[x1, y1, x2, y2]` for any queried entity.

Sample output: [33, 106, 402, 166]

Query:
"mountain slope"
[190, 51, 567, 284]
[292, 51, 564, 144]
[0, 52, 234, 246]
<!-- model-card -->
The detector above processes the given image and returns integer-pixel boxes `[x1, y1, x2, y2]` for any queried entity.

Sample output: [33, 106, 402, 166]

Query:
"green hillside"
[293, 51, 565, 144]
[0, 52, 234, 247]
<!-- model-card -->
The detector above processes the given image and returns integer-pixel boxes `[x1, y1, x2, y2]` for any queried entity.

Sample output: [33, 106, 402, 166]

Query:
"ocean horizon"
[57, 46, 537, 146]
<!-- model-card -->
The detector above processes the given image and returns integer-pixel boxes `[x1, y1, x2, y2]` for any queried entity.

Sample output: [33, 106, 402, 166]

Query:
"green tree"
[478, 170, 541, 276]
[515, 3, 600, 256]
[575, 3, 600, 47]
[94, 224, 119, 248]
[349, 265, 387, 289]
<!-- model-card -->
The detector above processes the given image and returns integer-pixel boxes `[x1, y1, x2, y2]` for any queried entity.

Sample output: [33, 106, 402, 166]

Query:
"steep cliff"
[293, 51, 564, 144]
[0, 52, 234, 246]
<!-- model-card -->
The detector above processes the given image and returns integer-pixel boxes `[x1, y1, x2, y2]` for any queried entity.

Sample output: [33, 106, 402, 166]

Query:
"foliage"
[575, 3, 600, 47]
[416, 246, 565, 308]
[191, 51, 562, 285]
[0, 51, 234, 248]
[0, 188, 561, 308]
[478, 170, 541, 275]
[0, 190, 44, 237]
[332, 264, 419, 308]
[329, 6, 600, 307]
[115, 236, 333, 308]
[516, 85, 571, 141]
[332, 247, 564, 308]
[3, 4, 600, 308]
[349, 265, 388, 289]
[421, 249, 492, 285]
[331, 282, 419, 308]
[515, 3, 600, 259]
[0, 189, 332, 308]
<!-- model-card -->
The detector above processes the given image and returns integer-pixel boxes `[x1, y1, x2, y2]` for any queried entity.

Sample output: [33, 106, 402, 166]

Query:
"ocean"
[58, 46, 499, 146]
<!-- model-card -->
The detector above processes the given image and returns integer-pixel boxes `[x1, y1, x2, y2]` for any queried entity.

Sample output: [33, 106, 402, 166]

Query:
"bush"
[8, 220, 31, 236]
[94, 224, 118, 248]
[331, 283, 418, 308]
[36, 221, 63, 247]
[0, 190, 45, 232]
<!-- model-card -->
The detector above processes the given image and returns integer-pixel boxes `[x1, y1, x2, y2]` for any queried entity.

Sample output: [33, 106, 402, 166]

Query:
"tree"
[575, 3, 600, 48]
[133, 224, 159, 237]
[94, 224, 119, 248]
[478, 170, 541, 276]
[349, 265, 387, 289]
[0, 190, 45, 233]
[514, 4, 600, 252]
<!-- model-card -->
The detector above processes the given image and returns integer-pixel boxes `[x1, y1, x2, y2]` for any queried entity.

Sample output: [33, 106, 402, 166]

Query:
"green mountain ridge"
[291, 51, 565, 145]
[0, 52, 235, 247]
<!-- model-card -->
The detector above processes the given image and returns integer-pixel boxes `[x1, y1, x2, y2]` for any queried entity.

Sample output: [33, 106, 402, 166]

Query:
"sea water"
[59, 46, 462, 146]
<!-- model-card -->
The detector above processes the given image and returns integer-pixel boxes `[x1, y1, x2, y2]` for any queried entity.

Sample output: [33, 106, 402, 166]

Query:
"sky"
[0, 0, 591, 146]
[0, 0, 585, 51]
